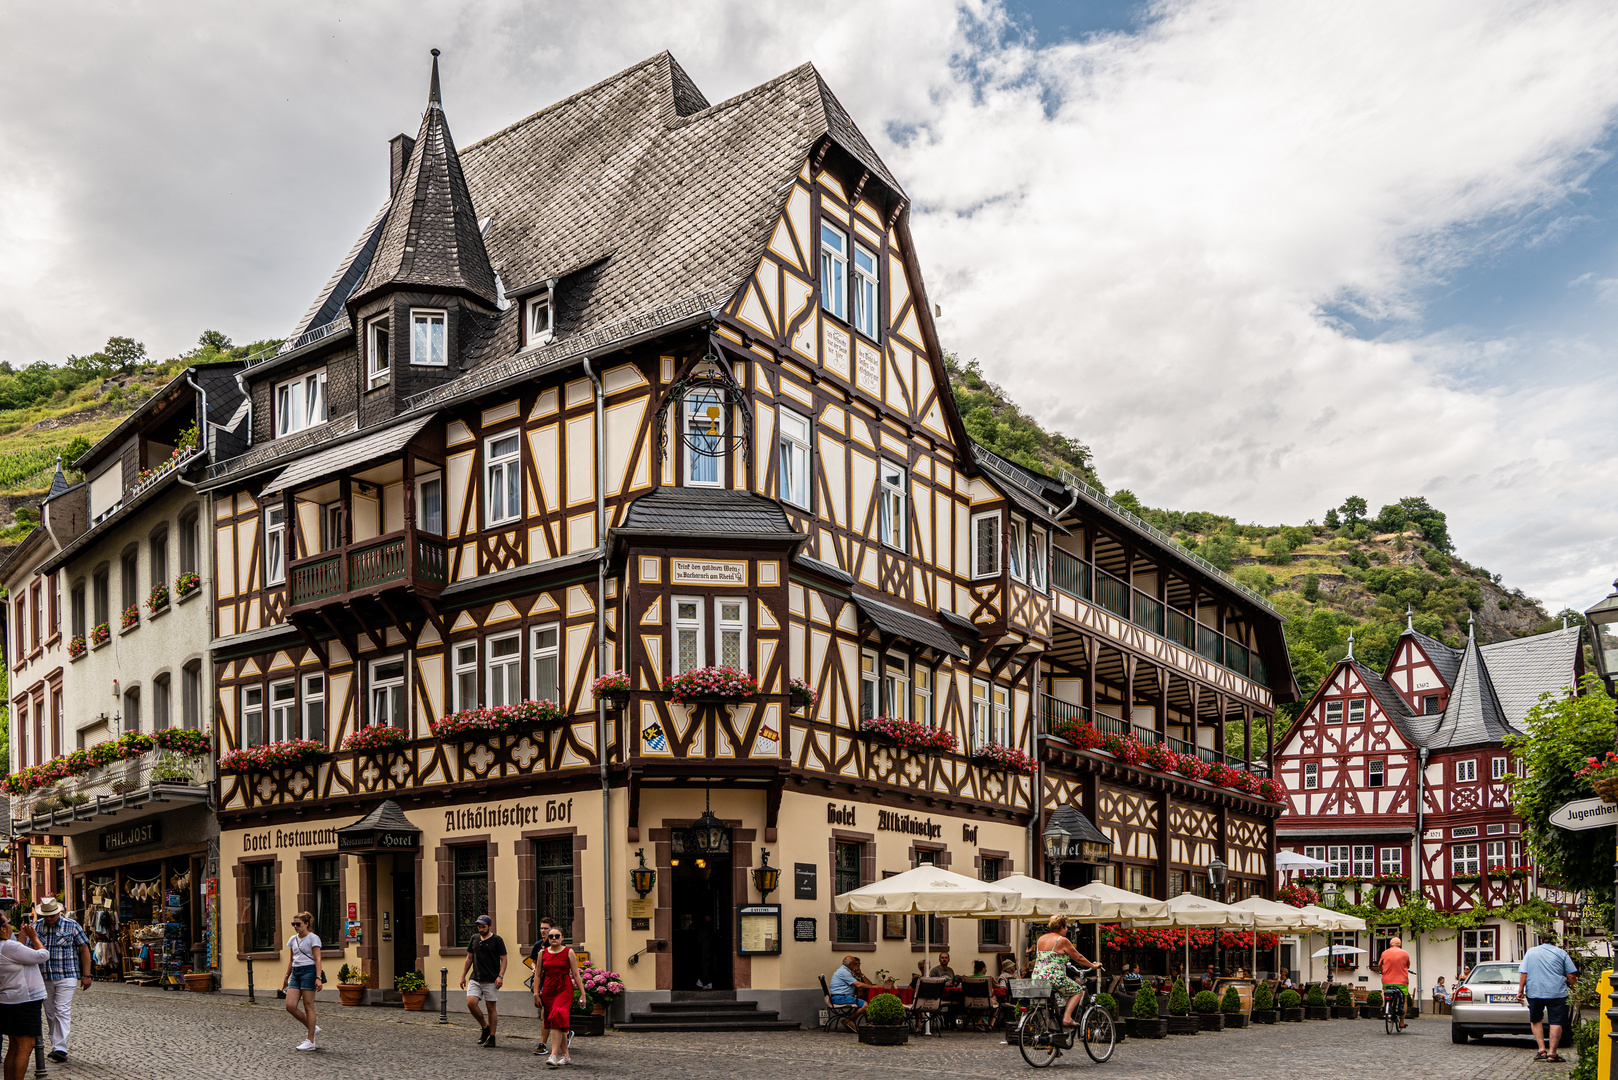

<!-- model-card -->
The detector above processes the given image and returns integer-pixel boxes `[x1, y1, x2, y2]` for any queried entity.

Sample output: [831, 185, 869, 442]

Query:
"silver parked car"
[1450, 961, 1579, 1043]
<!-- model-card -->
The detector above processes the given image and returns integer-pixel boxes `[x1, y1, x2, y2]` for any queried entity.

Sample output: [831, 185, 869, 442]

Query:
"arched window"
[153, 674, 171, 730]
[123, 687, 141, 734]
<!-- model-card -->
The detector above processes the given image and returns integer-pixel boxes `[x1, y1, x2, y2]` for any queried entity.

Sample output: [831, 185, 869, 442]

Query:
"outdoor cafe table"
[856, 983, 1010, 1007]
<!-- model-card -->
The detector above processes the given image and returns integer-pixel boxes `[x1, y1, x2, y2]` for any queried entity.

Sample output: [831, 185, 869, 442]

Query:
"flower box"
[1224, 1014, 1250, 1029]
[969, 743, 1036, 775]
[342, 726, 410, 752]
[174, 572, 201, 601]
[1051, 718, 1101, 750]
[121, 604, 139, 630]
[1305, 1005, 1331, 1021]
[153, 728, 210, 756]
[89, 622, 110, 647]
[859, 716, 957, 753]
[146, 582, 170, 612]
[788, 677, 818, 712]
[66, 634, 86, 660]
[662, 666, 759, 703]
[218, 739, 330, 774]
[1451, 874, 1482, 884]
[1280, 1007, 1305, 1022]
[591, 671, 630, 708]
[859, 1025, 908, 1045]
[430, 700, 564, 739]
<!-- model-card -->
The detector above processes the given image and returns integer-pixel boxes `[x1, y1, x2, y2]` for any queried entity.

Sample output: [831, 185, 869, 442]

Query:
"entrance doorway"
[671, 835, 731, 991]
[392, 854, 417, 981]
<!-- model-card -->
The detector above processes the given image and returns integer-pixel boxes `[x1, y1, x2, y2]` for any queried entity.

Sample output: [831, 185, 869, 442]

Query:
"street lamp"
[1321, 880, 1342, 983]
[752, 849, 781, 902]
[1042, 821, 1072, 884]
[689, 788, 727, 855]
[1586, 581, 1618, 694]
[630, 848, 657, 900]
[1207, 856, 1228, 903]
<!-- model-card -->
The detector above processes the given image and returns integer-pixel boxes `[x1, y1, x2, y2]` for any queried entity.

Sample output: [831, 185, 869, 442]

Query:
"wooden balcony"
[288, 528, 449, 612]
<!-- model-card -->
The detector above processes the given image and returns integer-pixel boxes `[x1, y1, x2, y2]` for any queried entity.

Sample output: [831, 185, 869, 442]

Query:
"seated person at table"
[918, 951, 956, 981]
[1280, 972, 1295, 990]
[1122, 964, 1143, 990]
[971, 960, 988, 977]
[1032, 915, 1102, 1029]
[999, 959, 1018, 988]
[1203, 965, 1219, 990]
[1432, 977, 1449, 1006]
[829, 957, 878, 1029]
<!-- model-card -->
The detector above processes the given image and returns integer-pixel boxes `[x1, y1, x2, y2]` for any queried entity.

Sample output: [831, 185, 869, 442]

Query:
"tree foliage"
[943, 352, 1096, 484]
[1505, 677, 1617, 908]
[1339, 496, 1368, 525]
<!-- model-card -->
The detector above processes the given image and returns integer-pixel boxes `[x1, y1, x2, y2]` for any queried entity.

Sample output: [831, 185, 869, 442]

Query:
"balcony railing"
[1094, 570, 1130, 618]
[1053, 548, 1090, 600]
[288, 528, 449, 612]
[11, 747, 211, 834]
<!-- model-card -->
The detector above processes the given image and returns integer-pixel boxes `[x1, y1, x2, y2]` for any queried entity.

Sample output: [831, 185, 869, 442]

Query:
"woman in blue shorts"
[282, 911, 324, 1052]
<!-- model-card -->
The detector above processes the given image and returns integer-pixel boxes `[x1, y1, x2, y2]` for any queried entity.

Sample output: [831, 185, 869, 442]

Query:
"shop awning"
[335, 799, 422, 853]
[259, 414, 433, 498]
[852, 594, 968, 659]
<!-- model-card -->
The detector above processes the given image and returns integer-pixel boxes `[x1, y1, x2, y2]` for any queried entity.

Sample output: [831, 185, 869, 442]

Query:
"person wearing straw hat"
[31, 897, 89, 1064]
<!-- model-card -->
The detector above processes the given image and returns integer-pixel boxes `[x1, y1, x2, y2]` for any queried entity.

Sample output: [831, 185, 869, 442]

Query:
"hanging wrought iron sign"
[655, 346, 751, 476]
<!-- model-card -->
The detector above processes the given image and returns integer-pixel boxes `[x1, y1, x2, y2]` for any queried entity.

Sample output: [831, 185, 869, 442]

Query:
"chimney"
[389, 133, 415, 198]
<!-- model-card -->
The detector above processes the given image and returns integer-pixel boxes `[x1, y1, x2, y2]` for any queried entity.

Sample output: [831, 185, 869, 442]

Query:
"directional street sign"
[1549, 797, 1618, 831]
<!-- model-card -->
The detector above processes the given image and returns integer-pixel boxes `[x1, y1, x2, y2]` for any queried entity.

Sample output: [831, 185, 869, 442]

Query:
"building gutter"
[583, 355, 612, 977]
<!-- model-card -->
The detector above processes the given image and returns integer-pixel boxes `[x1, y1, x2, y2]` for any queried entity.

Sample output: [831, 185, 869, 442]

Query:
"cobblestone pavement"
[32, 984, 1576, 1080]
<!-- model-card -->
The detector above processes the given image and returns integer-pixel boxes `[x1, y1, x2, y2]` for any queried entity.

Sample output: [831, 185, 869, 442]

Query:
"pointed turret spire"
[1467, 612, 1476, 641]
[1406, 605, 1415, 631]
[352, 49, 497, 308]
[1346, 631, 1355, 660]
[46, 453, 67, 500]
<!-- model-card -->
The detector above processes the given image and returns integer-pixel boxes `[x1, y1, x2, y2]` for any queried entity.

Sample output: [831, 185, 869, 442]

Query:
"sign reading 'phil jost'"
[1550, 797, 1618, 832]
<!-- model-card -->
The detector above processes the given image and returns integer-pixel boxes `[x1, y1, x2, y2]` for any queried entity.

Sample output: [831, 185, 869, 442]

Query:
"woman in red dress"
[534, 928, 587, 1067]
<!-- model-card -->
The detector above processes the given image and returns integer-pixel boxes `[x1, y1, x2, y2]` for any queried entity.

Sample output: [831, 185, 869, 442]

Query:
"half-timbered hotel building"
[1274, 617, 1582, 988]
[198, 52, 1295, 1024]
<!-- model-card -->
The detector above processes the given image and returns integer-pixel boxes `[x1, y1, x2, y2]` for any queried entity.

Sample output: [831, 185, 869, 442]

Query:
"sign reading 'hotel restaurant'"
[671, 559, 747, 586]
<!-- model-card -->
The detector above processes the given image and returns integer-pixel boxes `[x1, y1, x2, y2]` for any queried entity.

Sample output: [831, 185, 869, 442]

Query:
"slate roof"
[1425, 630, 1514, 749]
[1480, 624, 1582, 728]
[1404, 628, 1462, 689]
[46, 461, 68, 499]
[852, 593, 968, 659]
[353, 51, 497, 308]
[615, 486, 801, 542]
[794, 553, 854, 586]
[335, 798, 421, 837]
[1347, 658, 1426, 745]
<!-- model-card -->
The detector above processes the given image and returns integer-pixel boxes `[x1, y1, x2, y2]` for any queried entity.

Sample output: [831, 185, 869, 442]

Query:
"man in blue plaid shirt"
[33, 898, 90, 1064]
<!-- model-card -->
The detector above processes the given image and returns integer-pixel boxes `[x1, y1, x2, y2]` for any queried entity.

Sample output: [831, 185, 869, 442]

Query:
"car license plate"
[1487, 995, 1516, 1003]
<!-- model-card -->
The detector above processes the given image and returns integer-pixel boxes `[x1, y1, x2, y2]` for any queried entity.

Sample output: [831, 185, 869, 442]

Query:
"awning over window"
[259, 414, 434, 498]
[852, 594, 969, 660]
[335, 798, 422, 853]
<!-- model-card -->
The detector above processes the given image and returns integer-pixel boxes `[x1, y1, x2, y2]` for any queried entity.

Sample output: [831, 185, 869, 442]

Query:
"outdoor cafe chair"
[909, 977, 949, 1036]
[818, 975, 860, 1033]
[958, 977, 997, 1031]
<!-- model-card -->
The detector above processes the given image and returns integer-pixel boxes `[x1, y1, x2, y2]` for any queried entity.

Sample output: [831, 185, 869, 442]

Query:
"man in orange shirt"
[1376, 936, 1413, 1030]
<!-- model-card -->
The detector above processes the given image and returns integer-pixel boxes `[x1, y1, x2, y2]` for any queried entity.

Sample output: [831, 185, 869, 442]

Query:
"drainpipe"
[235, 371, 252, 450]
[583, 356, 611, 975]
[1414, 746, 1428, 990]
[1030, 487, 1081, 877]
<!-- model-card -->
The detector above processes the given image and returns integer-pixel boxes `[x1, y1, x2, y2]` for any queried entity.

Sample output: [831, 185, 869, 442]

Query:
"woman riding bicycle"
[1031, 915, 1102, 1028]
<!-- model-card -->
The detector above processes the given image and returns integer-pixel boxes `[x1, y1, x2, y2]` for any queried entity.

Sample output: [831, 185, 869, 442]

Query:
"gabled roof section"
[1425, 629, 1513, 750]
[1402, 627, 1462, 689]
[1480, 624, 1582, 728]
[353, 51, 497, 308]
[46, 459, 68, 499]
[1347, 658, 1427, 746]
[290, 204, 389, 339]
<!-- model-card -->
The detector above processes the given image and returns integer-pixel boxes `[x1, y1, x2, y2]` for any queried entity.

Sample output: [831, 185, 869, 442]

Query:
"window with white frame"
[852, 243, 879, 338]
[1368, 759, 1384, 787]
[1352, 846, 1375, 877]
[716, 599, 746, 670]
[1303, 846, 1326, 876]
[410, 309, 447, 366]
[1348, 699, 1365, 723]
[1029, 527, 1047, 591]
[1452, 843, 1480, 877]
[269, 680, 296, 743]
[524, 293, 552, 347]
[972, 511, 1001, 579]
[369, 657, 406, 729]
[275, 369, 327, 437]
[971, 680, 990, 750]
[777, 408, 811, 510]
[1486, 823, 1505, 835]
[820, 224, 848, 319]
[1511, 840, 1522, 864]
[992, 684, 1010, 746]
[913, 665, 933, 726]
[485, 432, 521, 526]
[673, 598, 703, 676]
[303, 673, 325, 744]
[242, 685, 264, 748]
[1491, 756, 1508, 780]
[1326, 846, 1351, 877]
[1461, 928, 1496, 970]
[531, 625, 559, 703]
[1303, 762, 1318, 789]
[1007, 518, 1026, 581]
[860, 650, 880, 720]
[486, 632, 521, 707]
[452, 642, 478, 711]
[1456, 759, 1477, 783]
[1486, 841, 1506, 870]
[1324, 700, 1343, 724]
[882, 654, 908, 721]
[683, 389, 725, 486]
[417, 472, 443, 535]
[878, 462, 907, 550]
[367, 317, 390, 387]
[264, 505, 286, 586]
[1379, 848, 1402, 877]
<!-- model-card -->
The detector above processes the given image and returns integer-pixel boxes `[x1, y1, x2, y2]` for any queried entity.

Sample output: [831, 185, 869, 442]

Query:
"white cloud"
[3, 0, 1618, 611]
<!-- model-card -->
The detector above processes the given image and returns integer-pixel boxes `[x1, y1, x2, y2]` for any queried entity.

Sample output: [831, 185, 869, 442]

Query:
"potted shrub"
[1332, 984, 1357, 1019]
[1251, 980, 1278, 1024]
[395, 969, 427, 1011]
[1130, 982, 1167, 1039]
[858, 992, 909, 1045]
[1304, 984, 1330, 1020]
[1096, 992, 1126, 1043]
[184, 970, 214, 993]
[1165, 979, 1199, 1035]
[1193, 989, 1224, 1032]
[337, 963, 369, 1006]
[1221, 985, 1249, 1029]
[1278, 989, 1304, 1022]
[1361, 990, 1383, 1021]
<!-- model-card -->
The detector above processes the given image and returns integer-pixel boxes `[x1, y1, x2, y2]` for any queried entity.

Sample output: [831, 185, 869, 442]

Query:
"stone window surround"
[234, 854, 282, 961]
[436, 835, 496, 956]
[973, 847, 1014, 954]
[295, 849, 350, 959]
[829, 828, 876, 951]
[517, 827, 586, 951]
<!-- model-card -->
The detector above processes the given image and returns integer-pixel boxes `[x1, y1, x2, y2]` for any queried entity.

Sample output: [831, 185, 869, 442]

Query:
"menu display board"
[735, 904, 782, 955]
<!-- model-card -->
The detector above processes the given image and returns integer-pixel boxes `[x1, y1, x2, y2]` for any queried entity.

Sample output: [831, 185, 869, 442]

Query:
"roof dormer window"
[524, 292, 552, 349]
[367, 317, 390, 389]
[411, 309, 447, 366]
[274, 369, 327, 437]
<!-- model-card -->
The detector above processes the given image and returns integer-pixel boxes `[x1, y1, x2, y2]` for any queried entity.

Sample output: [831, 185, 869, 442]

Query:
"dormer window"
[367, 317, 390, 388]
[820, 225, 848, 320]
[411, 309, 447, 366]
[274, 369, 327, 437]
[525, 293, 553, 348]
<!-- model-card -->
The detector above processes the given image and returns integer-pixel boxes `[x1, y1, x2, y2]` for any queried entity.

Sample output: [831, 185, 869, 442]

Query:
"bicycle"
[1383, 986, 1406, 1035]
[1011, 970, 1115, 1067]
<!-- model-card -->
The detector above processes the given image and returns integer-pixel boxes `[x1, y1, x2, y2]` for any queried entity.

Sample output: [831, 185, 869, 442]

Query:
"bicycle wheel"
[1018, 1004, 1061, 1068]
[1081, 1004, 1116, 1064]
[1385, 996, 1397, 1035]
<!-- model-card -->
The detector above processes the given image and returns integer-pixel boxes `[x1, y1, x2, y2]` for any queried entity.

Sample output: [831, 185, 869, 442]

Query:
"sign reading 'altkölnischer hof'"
[671, 559, 747, 586]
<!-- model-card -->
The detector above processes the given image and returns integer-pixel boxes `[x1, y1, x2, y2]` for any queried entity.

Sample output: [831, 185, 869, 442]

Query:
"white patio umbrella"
[835, 865, 1023, 979]
[1228, 895, 1322, 978]
[1069, 882, 1170, 922]
[1273, 851, 1332, 872]
[991, 873, 1091, 973]
[1297, 905, 1367, 982]
[1136, 894, 1255, 986]
[1311, 945, 1367, 958]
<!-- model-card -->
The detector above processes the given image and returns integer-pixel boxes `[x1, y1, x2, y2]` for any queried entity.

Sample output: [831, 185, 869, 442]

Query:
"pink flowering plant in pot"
[120, 604, 139, 630]
[578, 961, 625, 1011]
[969, 743, 1037, 775]
[66, 634, 86, 660]
[218, 739, 330, 774]
[174, 571, 201, 599]
[860, 716, 957, 752]
[153, 728, 210, 756]
[1205, 762, 1241, 787]
[342, 726, 411, 752]
[591, 670, 630, 694]
[662, 666, 759, 702]
[89, 622, 110, 647]
[788, 677, 818, 710]
[146, 582, 170, 612]
[1257, 777, 1284, 801]
[3, 730, 163, 793]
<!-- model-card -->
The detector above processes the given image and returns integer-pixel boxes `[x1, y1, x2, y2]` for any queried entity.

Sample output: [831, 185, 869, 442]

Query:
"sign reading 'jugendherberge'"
[1550, 797, 1618, 831]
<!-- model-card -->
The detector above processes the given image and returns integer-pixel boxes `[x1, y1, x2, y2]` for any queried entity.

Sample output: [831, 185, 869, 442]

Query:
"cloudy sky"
[5, 0, 1618, 613]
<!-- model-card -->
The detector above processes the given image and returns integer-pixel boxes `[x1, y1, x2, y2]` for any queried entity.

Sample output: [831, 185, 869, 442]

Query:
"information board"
[794, 863, 816, 900]
[736, 904, 782, 955]
[794, 917, 817, 942]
